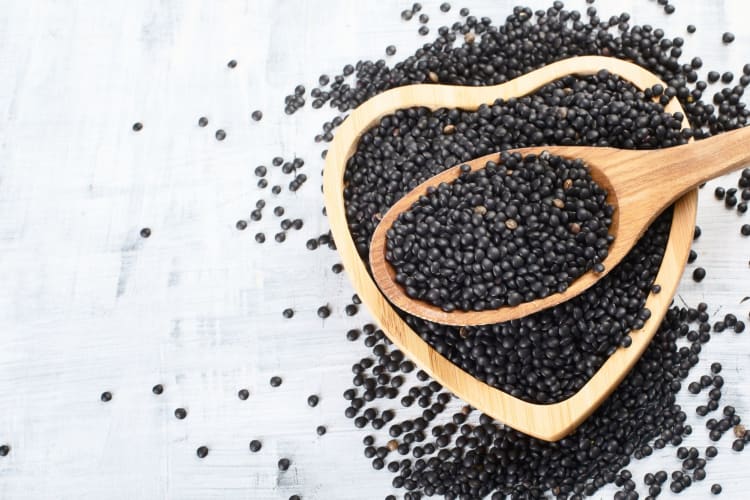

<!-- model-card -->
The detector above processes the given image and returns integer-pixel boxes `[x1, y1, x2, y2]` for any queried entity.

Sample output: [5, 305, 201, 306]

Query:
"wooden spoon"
[370, 127, 750, 326]
[323, 55, 697, 441]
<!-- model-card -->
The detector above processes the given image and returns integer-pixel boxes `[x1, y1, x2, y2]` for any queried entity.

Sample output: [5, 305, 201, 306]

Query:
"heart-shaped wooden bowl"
[322, 56, 696, 441]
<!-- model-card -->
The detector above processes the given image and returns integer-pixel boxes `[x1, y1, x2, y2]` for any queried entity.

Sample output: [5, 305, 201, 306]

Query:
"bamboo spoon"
[370, 127, 750, 326]
[323, 55, 697, 441]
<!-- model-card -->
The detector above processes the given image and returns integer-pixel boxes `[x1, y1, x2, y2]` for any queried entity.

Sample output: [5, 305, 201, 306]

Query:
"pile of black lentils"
[385, 152, 614, 311]
[106, 2, 750, 499]
[331, 2, 749, 498]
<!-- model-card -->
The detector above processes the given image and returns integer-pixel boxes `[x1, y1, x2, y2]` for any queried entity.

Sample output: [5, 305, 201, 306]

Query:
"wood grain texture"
[325, 55, 697, 441]
[0, 1, 749, 499]
[370, 127, 750, 327]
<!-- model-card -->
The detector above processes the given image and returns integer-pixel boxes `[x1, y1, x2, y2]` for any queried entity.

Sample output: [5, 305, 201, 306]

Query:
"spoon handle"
[643, 126, 750, 209]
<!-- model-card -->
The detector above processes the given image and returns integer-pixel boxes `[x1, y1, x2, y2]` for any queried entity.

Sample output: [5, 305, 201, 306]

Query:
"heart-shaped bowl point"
[323, 56, 696, 442]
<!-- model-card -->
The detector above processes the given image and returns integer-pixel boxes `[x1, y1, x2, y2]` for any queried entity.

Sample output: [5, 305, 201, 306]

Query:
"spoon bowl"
[369, 127, 750, 326]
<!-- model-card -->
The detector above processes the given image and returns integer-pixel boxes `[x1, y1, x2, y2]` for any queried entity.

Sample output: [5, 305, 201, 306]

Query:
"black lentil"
[270, 376, 282, 387]
[100, 391, 112, 402]
[132, 122, 143, 131]
[278, 458, 290, 471]
[140, 227, 151, 238]
[282, 308, 294, 319]
[722, 32, 735, 44]
[215, 129, 226, 141]
[693, 267, 706, 282]
[152, 384, 163, 395]
[174, 408, 187, 419]
[198, 116, 208, 127]
[0, 445, 9, 457]
[196, 446, 208, 458]
[227, 59, 237, 68]
[251, 110, 263, 121]
[317, 305, 330, 318]
[255, 232, 266, 243]
[307, 395, 319, 407]
[238, 389, 249, 400]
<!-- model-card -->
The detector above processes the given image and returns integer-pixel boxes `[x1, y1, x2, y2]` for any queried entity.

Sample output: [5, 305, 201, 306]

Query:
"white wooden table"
[0, 0, 749, 498]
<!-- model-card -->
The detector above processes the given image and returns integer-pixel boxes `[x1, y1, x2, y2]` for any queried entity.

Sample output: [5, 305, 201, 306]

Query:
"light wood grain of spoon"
[323, 55, 696, 441]
[370, 127, 750, 326]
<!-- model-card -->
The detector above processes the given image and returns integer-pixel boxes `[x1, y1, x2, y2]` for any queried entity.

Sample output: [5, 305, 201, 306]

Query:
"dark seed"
[238, 389, 250, 400]
[722, 32, 735, 44]
[307, 395, 319, 407]
[249, 439, 262, 452]
[255, 232, 265, 243]
[215, 129, 226, 141]
[251, 110, 263, 121]
[0, 445, 9, 457]
[196, 446, 208, 458]
[236, 220, 247, 230]
[140, 227, 151, 238]
[100, 391, 112, 402]
[198, 116, 208, 127]
[152, 384, 163, 395]
[278, 458, 291, 471]
[317, 305, 330, 318]
[316, 425, 327, 436]
[693, 267, 706, 282]
[132, 122, 143, 131]
[174, 408, 187, 419]
[270, 376, 282, 387]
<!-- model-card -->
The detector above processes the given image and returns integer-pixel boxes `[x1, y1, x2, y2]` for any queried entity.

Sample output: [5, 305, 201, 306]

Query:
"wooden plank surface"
[0, 0, 748, 498]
